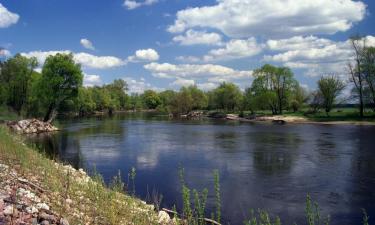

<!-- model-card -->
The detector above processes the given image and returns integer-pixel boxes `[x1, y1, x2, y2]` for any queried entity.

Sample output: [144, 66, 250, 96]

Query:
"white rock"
[26, 206, 39, 214]
[36, 202, 50, 211]
[158, 211, 170, 224]
[65, 198, 73, 205]
[3, 205, 15, 216]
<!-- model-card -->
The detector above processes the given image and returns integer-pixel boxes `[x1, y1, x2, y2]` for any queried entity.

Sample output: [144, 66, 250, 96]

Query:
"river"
[28, 113, 375, 225]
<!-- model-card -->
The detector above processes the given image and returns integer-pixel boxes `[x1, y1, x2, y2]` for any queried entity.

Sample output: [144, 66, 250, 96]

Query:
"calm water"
[28, 113, 375, 225]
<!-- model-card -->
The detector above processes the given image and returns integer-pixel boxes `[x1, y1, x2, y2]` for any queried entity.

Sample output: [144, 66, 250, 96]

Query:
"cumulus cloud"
[0, 3, 19, 28]
[167, 0, 366, 38]
[173, 29, 223, 46]
[83, 74, 102, 87]
[177, 37, 263, 62]
[144, 62, 253, 83]
[171, 78, 195, 87]
[74, 52, 125, 69]
[123, 77, 163, 93]
[21, 51, 126, 69]
[203, 38, 263, 61]
[264, 35, 375, 77]
[80, 38, 95, 50]
[127, 48, 159, 62]
[0, 48, 11, 57]
[123, 0, 158, 10]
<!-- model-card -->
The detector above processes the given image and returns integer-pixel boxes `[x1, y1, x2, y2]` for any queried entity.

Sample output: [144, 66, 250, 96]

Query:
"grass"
[0, 125, 159, 225]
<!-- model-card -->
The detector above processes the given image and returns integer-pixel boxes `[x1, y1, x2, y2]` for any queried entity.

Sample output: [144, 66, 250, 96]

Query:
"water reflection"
[26, 114, 375, 225]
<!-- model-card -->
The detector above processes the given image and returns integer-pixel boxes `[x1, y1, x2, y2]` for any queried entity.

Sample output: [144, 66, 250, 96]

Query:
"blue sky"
[1, 0, 375, 93]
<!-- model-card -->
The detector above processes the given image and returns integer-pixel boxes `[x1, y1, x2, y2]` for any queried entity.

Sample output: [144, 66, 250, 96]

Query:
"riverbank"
[225, 113, 375, 126]
[0, 126, 173, 225]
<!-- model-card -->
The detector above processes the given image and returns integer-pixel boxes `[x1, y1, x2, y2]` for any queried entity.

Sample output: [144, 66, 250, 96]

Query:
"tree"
[289, 84, 309, 112]
[317, 75, 345, 115]
[186, 86, 208, 110]
[142, 90, 161, 109]
[348, 36, 366, 117]
[251, 64, 297, 114]
[40, 53, 83, 122]
[361, 47, 375, 110]
[212, 82, 242, 111]
[0, 54, 38, 115]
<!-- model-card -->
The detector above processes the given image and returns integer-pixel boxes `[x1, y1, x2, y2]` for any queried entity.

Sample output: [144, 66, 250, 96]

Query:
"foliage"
[142, 90, 161, 109]
[317, 75, 345, 115]
[0, 54, 38, 115]
[250, 64, 298, 114]
[39, 53, 83, 122]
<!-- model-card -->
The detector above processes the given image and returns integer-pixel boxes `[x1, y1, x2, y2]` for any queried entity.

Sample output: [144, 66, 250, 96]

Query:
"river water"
[28, 113, 375, 225]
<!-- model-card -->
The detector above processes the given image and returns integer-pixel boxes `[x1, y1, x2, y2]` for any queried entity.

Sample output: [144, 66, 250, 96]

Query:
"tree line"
[0, 36, 374, 122]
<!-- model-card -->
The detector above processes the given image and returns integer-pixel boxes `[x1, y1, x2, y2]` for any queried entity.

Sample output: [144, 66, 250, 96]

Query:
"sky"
[1, 0, 375, 93]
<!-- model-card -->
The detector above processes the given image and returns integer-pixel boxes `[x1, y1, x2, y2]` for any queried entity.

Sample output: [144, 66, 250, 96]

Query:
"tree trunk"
[43, 103, 56, 123]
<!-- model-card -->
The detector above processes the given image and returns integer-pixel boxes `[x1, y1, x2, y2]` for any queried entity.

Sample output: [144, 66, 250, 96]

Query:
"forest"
[1, 37, 375, 121]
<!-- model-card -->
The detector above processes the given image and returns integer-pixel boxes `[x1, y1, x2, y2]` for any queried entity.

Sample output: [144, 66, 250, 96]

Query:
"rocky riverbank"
[6, 119, 59, 134]
[0, 126, 178, 225]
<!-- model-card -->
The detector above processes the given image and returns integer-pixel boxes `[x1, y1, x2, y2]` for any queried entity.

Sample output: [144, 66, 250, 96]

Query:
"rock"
[36, 202, 50, 211]
[65, 198, 73, 205]
[3, 205, 16, 216]
[158, 211, 171, 224]
[7, 119, 58, 134]
[40, 220, 50, 225]
[38, 212, 56, 223]
[26, 206, 38, 214]
[60, 218, 70, 225]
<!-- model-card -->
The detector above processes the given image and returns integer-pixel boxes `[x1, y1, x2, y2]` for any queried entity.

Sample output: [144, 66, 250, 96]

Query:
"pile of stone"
[0, 163, 69, 225]
[6, 119, 59, 134]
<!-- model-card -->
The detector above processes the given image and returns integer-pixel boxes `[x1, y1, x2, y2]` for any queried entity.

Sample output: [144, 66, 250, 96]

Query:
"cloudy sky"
[1, 0, 375, 93]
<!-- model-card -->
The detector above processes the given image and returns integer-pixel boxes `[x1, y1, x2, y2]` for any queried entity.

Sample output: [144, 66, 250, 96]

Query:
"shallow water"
[28, 113, 375, 225]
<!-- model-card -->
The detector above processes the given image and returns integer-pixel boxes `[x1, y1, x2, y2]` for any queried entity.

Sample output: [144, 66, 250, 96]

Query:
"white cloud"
[83, 74, 102, 87]
[144, 62, 253, 82]
[0, 3, 19, 28]
[0, 48, 11, 57]
[203, 38, 263, 61]
[176, 55, 201, 63]
[80, 38, 95, 50]
[173, 29, 223, 46]
[197, 82, 217, 90]
[264, 35, 375, 77]
[123, 77, 163, 93]
[168, 0, 366, 38]
[21, 51, 126, 69]
[266, 36, 333, 51]
[171, 78, 195, 87]
[123, 0, 158, 10]
[127, 48, 159, 62]
[74, 52, 125, 69]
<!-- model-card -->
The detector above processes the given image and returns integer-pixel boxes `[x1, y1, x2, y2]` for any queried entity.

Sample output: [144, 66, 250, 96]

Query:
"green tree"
[289, 84, 309, 112]
[348, 36, 366, 117]
[361, 46, 375, 110]
[40, 53, 83, 122]
[252, 64, 297, 114]
[0, 54, 38, 115]
[317, 75, 345, 115]
[142, 90, 161, 109]
[212, 82, 242, 111]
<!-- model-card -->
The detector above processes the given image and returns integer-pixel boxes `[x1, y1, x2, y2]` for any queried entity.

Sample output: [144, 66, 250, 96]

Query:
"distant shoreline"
[224, 114, 375, 126]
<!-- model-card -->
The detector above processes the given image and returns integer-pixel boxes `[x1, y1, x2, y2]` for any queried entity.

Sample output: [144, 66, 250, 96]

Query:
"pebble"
[3, 205, 16, 216]
[40, 220, 50, 225]
[36, 202, 50, 211]
[158, 211, 171, 224]
[60, 218, 70, 225]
